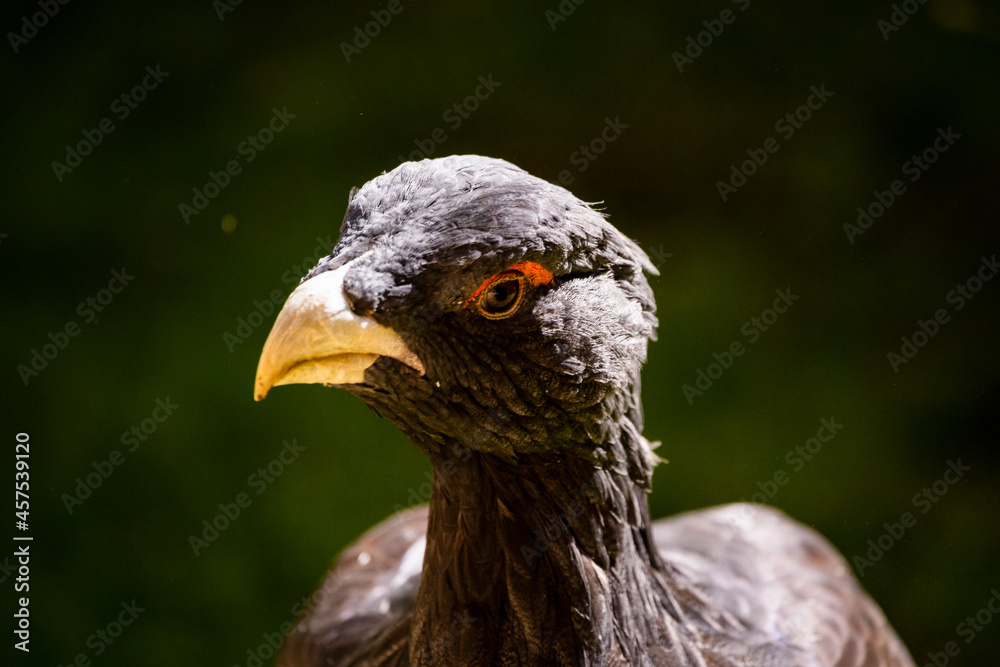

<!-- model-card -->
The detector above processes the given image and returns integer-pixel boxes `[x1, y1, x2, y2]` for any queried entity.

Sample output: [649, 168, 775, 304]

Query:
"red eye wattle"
[466, 261, 553, 320]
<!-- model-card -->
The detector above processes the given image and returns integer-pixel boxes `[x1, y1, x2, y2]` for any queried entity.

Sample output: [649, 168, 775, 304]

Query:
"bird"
[254, 155, 915, 666]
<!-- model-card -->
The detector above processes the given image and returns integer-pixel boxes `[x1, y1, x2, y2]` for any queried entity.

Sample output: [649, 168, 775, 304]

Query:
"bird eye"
[477, 276, 524, 319]
[465, 261, 554, 321]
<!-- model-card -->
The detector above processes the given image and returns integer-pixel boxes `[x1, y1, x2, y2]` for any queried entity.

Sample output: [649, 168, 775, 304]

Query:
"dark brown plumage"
[255, 155, 915, 666]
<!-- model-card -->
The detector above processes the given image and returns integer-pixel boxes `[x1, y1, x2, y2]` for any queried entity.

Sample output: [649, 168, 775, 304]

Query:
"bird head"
[255, 155, 658, 478]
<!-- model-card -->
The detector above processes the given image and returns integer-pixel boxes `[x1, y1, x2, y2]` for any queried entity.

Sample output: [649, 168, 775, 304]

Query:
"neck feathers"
[409, 446, 695, 666]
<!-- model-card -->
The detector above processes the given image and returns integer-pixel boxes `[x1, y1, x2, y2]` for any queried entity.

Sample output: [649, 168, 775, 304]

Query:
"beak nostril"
[343, 289, 358, 314]
[341, 270, 379, 317]
[345, 292, 374, 317]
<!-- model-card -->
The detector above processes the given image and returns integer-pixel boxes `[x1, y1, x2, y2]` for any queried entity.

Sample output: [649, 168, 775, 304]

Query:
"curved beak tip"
[251, 259, 424, 401]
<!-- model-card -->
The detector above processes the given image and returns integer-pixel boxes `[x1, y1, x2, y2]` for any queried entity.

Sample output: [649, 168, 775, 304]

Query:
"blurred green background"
[2, 1, 998, 665]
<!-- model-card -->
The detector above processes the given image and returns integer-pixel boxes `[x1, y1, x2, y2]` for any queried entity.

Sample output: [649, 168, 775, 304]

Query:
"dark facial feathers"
[300, 156, 659, 482]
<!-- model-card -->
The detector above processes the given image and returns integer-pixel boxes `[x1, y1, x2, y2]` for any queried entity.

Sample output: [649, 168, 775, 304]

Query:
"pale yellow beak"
[253, 258, 424, 401]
